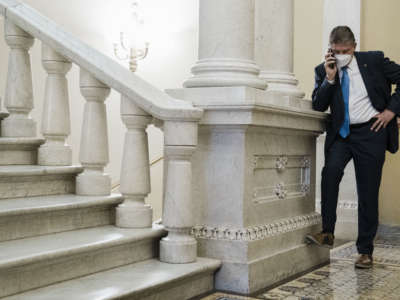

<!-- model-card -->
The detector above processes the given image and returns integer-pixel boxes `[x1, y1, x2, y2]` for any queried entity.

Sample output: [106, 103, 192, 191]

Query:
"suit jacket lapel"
[354, 52, 374, 97]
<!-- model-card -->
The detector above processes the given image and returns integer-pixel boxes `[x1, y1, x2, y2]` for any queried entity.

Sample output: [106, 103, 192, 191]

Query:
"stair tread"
[0, 137, 44, 145]
[0, 193, 123, 216]
[2, 257, 221, 300]
[0, 112, 8, 119]
[0, 165, 83, 176]
[0, 225, 165, 269]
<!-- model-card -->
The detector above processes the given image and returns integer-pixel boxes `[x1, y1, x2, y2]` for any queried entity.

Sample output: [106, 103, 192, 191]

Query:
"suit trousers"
[321, 118, 387, 255]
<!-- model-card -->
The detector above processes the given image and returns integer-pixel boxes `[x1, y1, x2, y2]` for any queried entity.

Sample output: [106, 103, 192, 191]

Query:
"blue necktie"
[339, 66, 350, 138]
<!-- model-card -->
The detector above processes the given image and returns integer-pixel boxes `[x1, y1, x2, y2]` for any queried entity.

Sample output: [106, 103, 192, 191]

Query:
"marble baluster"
[116, 95, 153, 228]
[255, 0, 304, 97]
[76, 69, 111, 196]
[38, 44, 72, 166]
[2, 20, 36, 137]
[183, 0, 267, 89]
[160, 121, 198, 264]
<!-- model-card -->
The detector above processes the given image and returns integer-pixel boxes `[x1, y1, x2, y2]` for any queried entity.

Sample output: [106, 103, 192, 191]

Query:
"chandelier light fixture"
[113, 0, 149, 72]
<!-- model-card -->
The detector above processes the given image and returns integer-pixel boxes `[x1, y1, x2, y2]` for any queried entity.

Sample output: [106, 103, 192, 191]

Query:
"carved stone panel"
[252, 155, 311, 204]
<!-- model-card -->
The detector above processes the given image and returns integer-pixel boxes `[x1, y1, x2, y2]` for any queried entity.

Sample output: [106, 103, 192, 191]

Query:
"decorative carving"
[316, 200, 358, 211]
[301, 156, 311, 168]
[274, 182, 287, 199]
[300, 183, 310, 195]
[338, 201, 358, 210]
[253, 156, 259, 169]
[252, 154, 311, 203]
[192, 213, 321, 241]
[275, 156, 288, 171]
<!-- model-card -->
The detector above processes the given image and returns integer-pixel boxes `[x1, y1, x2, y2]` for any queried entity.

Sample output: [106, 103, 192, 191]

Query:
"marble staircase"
[0, 1, 220, 299]
[0, 141, 219, 299]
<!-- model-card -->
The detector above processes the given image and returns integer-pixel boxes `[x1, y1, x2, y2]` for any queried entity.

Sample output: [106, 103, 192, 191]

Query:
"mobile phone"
[328, 48, 335, 69]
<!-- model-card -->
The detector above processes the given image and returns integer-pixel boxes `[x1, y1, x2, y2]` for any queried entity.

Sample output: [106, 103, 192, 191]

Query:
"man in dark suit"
[306, 26, 400, 269]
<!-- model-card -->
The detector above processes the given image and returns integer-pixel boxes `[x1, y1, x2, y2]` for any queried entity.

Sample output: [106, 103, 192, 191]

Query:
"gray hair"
[329, 26, 356, 45]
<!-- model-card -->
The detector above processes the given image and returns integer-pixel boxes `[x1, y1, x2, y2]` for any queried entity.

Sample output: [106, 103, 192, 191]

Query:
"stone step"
[2, 257, 221, 300]
[0, 225, 165, 297]
[0, 193, 124, 242]
[0, 165, 83, 199]
[0, 137, 44, 165]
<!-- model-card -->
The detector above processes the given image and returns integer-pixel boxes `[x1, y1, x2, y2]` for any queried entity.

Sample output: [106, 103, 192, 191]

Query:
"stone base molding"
[193, 212, 321, 242]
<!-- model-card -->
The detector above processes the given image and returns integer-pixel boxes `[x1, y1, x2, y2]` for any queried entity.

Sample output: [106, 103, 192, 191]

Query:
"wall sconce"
[113, 1, 149, 72]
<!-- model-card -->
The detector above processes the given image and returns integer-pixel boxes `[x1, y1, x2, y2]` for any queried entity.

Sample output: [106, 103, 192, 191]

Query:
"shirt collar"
[346, 55, 357, 71]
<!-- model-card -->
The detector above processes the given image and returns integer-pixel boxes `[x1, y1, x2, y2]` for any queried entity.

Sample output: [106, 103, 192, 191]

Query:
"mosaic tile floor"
[202, 236, 400, 300]
[201, 293, 259, 300]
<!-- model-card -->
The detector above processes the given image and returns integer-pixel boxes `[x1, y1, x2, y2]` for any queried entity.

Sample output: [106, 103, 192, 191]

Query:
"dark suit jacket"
[312, 51, 400, 156]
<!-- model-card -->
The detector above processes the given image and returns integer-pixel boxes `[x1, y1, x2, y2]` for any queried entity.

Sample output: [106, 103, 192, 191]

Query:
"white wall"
[0, 0, 199, 220]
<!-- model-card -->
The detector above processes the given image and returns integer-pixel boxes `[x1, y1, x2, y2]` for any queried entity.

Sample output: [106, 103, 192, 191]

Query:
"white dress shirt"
[328, 56, 380, 124]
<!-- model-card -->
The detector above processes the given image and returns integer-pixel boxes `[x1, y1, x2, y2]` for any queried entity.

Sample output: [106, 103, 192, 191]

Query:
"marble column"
[165, 0, 330, 292]
[183, 0, 267, 89]
[316, 0, 361, 241]
[322, 0, 361, 54]
[255, 0, 304, 97]
[2, 20, 36, 137]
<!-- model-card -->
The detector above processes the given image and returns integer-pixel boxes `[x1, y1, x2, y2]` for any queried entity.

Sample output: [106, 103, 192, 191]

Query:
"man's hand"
[371, 109, 396, 132]
[324, 52, 337, 81]
[397, 117, 400, 128]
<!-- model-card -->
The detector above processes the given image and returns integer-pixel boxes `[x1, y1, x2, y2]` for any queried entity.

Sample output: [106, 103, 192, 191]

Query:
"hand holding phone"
[325, 48, 337, 81]
[327, 48, 335, 69]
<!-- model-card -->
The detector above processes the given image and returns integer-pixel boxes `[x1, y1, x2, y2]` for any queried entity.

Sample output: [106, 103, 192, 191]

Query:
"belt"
[349, 117, 378, 129]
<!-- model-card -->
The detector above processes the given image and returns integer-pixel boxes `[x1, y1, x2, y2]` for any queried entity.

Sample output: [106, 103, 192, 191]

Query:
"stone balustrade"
[0, 0, 203, 264]
[2, 19, 35, 137]
[39, 44, 72, 166]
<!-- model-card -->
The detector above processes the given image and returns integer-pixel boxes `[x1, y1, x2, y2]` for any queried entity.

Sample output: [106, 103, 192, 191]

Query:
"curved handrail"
[0, 0, 203, 121]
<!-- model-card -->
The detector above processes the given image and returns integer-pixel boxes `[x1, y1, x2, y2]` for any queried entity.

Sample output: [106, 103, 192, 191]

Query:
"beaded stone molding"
[338, 200, 358, 210]
[192, 212, 321, 241]
[316, 200, 358, 210]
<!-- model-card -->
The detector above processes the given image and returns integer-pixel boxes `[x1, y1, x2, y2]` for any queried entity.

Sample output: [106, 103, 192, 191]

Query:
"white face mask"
[335, 54, 352, 69]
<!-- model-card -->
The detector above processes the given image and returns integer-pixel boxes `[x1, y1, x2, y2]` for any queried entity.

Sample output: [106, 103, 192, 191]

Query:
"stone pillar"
[322, 0, 361, 54]
[316, 0, 361, 241]
[165, 0, 330, 292]
[183, 0, 267, 89]
[38, 44, 72, 166]
[167, 86, 330, 293]
[2, 20, 36, 137]
[116, 96, 153, 228]
[255, 0, 304, 97]
[160, 121, 198, 264]
[76, 69, 111, 196]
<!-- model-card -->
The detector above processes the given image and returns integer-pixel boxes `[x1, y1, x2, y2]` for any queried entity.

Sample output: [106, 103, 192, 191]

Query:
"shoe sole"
[305, 235, 334, 249]
[355, 263, 373, 269]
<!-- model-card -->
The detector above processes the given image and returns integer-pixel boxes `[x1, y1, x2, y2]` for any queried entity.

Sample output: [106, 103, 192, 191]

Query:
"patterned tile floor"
[202, 235, 400, 300]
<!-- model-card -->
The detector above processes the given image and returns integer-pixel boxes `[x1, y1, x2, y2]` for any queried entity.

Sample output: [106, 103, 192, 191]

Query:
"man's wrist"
[326, 76, 335, 84]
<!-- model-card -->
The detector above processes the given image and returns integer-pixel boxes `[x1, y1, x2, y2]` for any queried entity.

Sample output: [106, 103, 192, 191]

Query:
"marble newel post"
[2, 20, 36, 137]
[160, 121, 198, 264]
[184, 0, 267, 89]
[255, 0, 304, 97]
[166, 0, 329, 294]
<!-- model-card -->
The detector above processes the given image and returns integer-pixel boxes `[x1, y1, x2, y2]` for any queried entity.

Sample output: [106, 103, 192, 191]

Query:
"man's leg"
[351, 126, 387, 255]
[320, 136, 352, 234]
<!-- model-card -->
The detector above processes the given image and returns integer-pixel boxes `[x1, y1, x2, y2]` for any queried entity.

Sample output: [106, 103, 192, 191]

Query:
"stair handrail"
[0, 0, 201, 264]
[0, 0, 203, 121]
